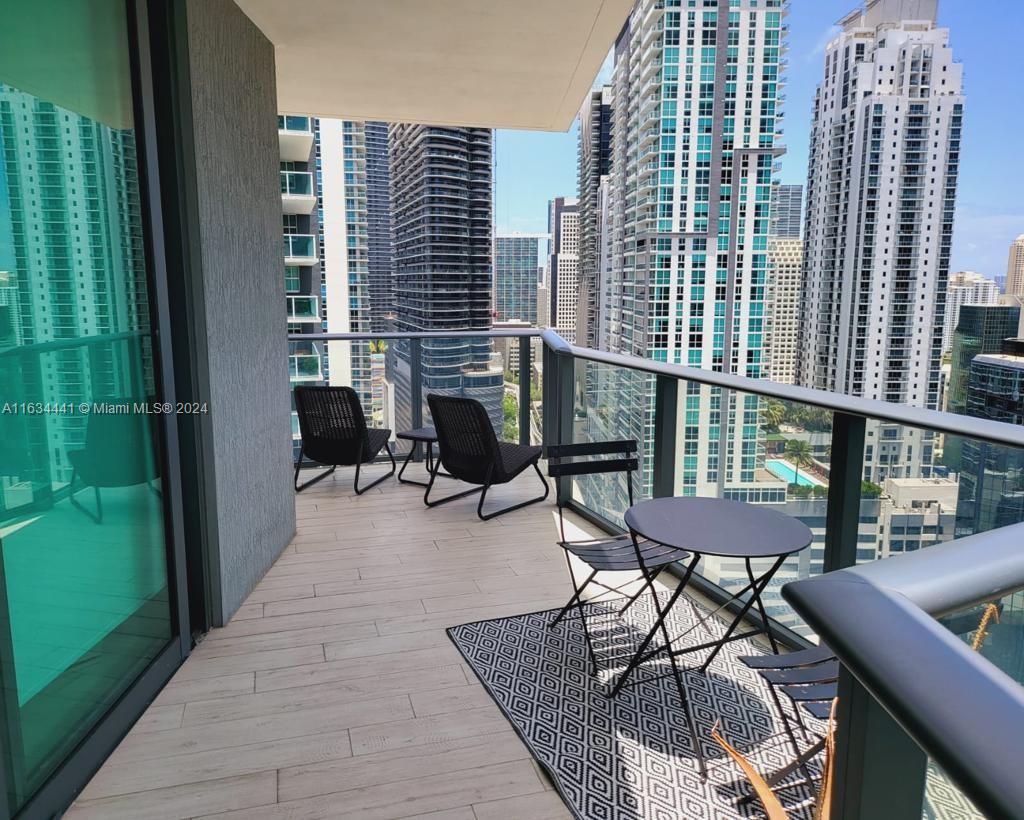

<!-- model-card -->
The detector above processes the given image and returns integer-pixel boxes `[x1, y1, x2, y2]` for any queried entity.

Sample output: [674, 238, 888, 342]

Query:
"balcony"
[278, 114, 313, 161]
[60, 329, 1024, 820]
[280, 171, 316, 214]
[289, 350, 323, 382]
[286, 294, 320, 323]
[283, 234, 317, 265]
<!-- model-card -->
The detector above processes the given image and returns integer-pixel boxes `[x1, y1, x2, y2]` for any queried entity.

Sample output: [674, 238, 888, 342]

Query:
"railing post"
[823, 411, 866, 573]
[652, 374, 678, 498]
[554, 350, 574, 504]
[518, 336, 531, 446]
[411, 338, 423, 461]
[822, 411, 928, 817]
[542, 340, 556, 452]
[830, 669, 928, 819]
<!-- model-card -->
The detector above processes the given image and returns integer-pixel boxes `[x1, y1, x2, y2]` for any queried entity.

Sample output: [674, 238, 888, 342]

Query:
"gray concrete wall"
[185, 0, 295, 625]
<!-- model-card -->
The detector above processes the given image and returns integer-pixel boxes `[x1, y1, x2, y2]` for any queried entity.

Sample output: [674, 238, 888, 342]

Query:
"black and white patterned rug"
[448, 590, 824, 820]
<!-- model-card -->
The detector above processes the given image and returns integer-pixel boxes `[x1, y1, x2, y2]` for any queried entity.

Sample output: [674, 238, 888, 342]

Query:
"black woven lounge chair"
[293, 386, 396, 494]
[68, 399, 161, 523]
[424, 394, 548, 520]
[546, 440, 690, 675]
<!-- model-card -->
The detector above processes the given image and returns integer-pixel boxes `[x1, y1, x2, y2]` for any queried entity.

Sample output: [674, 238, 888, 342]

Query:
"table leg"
[697, 554, 787, 673]
[608, 552, 701, 697]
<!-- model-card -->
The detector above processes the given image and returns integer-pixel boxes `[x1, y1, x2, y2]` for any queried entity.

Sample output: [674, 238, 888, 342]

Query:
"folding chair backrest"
[294, 386, 369, 466]
[547, 440, 639, 540]
[427, 394, 502, 485]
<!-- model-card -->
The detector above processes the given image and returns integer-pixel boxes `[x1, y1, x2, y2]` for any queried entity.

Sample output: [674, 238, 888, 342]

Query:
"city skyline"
[491, 0, 1024, 283]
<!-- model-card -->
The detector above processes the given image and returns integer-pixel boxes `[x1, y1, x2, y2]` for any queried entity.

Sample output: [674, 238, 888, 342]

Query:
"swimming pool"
[766, 458, 822, 487]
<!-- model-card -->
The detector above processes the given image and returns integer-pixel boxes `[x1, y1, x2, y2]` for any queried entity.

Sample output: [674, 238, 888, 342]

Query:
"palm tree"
[785, 439, 814, 487]
[762, 399, 786, 432]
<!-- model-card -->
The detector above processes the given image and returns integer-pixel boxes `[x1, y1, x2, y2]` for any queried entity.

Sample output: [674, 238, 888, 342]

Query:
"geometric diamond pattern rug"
[448, 590, 825, 820]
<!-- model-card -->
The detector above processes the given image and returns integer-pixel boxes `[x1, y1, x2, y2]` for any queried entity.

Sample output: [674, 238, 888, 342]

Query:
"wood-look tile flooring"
[67, 465, 653, 820]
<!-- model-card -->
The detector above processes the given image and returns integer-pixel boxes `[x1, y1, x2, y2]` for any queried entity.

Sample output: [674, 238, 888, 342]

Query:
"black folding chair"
[736, 645, 838, 796]
[425, 394, 549, 520]
[546, 440, 689, 674]
[293, 385, 396, 494]
[547, 440, 705, 776]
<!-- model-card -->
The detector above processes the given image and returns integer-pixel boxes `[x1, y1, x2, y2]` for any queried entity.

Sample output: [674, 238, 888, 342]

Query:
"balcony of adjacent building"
[280, 170, 316, 214]
[283, 233, 318, 266]
[278, 114, 314, 161]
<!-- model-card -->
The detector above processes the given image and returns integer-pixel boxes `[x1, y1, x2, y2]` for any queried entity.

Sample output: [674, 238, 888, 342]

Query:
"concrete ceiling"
[235, 0, 632, 131]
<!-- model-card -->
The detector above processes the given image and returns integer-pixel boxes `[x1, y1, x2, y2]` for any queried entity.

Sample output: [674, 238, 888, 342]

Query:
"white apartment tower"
[941, 271, 1000, 354]
[596, 0, 788, 503]
[548, 197, 580, 343]
[1006, 235, 1024, 298]
[798, 0, 964, 482]
[766, 238, 803, 384]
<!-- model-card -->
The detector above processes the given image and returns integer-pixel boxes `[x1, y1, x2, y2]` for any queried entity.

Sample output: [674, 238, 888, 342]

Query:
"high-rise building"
[1006, 235, 1024, 298]
[494, 235, 541, 324]
[798, 0, 963, 483]
[766, 237, 803, 384]
[946, 304, 1020, 416]
[548, 197, 580, 344]
[388, 125, 502, 430]
[941, 271, 1001, 354]
[364, 121, 394, 332]
[957, 339, 1024, 535]
[770, 183, 803, 239]
[316, 119, 376, 416]
[591, 0, 788, 506]
[1, 84, 151, 482]
[577, 85, 614, 349]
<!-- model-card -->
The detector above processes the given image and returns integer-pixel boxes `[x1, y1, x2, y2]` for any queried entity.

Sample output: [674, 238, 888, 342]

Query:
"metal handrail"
[783, 522, 1024, 819]
[288, 329, 542, 341]
[541, 330, 1024, 450]
[289, 327, 1024, 450]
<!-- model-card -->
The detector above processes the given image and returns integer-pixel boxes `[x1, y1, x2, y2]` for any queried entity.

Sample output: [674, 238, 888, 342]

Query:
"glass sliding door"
[0, 0, 173, 811]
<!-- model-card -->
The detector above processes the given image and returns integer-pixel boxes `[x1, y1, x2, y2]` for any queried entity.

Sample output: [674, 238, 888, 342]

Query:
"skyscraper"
[957, 339, 1024, 536]
[770, 183, 803, 239]
[577, 85, 614, 349]
[1, 85, 151, 483]
[946, 304, 1021, 417]
[548, 197, 580, 344]
[364, 121, 394, 332]
[798, 0, 963, 482]
[593, 0, 787, 504]
[1006, 235, 1024, 298]
[316, 119, 373, 414]
[766, 237, 803, 385]
[388, 125, 502, 430]
[941, 271, 1001, 354]
[494, 235, 541, 324]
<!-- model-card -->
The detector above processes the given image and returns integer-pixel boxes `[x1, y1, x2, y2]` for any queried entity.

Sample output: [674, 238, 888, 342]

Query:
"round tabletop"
[396, 426, 437, 442]
[624, 496, 813, 559]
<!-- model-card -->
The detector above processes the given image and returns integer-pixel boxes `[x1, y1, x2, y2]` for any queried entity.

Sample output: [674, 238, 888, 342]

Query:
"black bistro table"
[395, 426, 441, 487]
[611, 496, 813, 697]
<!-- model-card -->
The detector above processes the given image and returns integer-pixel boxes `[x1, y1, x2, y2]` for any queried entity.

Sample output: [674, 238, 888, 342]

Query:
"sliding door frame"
[9, 1, 199, 816]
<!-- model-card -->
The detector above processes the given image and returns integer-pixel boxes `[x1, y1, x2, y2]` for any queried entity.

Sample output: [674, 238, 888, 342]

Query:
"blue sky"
[495, 0, 1024, 281]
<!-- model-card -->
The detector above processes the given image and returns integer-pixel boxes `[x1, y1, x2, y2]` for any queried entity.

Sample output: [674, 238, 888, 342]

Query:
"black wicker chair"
[67, 399, 161, 523]
[293, 386, 396, 494]
[425, 394, 548, 520]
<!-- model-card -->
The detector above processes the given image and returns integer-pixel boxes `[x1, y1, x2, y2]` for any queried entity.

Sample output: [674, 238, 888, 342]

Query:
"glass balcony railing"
[277, 114, 311, 133]
[288, 350, 322, 382]
[282, 234, 316, 262]
[280, 170, 313, 196]
[286, 295, 319, 322]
